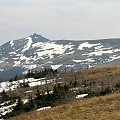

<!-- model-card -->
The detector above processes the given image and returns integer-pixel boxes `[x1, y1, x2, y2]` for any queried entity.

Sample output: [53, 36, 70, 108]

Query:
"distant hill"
[1, 33, 120, 79]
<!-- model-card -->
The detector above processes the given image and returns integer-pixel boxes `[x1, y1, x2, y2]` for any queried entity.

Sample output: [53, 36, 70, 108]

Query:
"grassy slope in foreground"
[8, 93, 120, 120]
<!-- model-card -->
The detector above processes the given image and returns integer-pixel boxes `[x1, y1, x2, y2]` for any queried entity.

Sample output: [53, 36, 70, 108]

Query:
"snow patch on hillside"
[25, 90, 33, 93]
[12, 57, 19, 60]
[76, 94, 88, 99]
[13, 54, 38, 67]
[0, 101, 10, 106]
[73, 60, 83, 63]
[10, 41, 14, 47]
[37, 106, 51, 111]
[73, 58, 95, 63]
[114, 49, 120, 52]
[51, 65, 63, 70]
[13, 61, 21, 67]
[0, 60, 4, 63]
[22, 64, 38, 69]
[65, 51, 74, 55]
[109, 55, 120, 62]
[89, 49, 113, 56]
[22, 99, 29, 104]
[0, 102, 17, 116]
[9, 52, 17, 55]
[33, 42, 74, 59]
[0, 78, 55, 93]
[22, 37, 33, 53]
[0, 69, 5, 72]
[78, 42, 100, 50]
[65, 65, 75, 67]
[46, 61, 53, 64]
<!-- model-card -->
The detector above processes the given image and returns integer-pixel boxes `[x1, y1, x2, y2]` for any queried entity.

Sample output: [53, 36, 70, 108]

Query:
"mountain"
[1, 33, 120, 80]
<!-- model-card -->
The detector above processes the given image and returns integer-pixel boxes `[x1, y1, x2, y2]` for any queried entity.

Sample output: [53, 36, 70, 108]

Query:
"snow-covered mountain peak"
[1, 34, 120, 80]
[30, 33, 50, 43]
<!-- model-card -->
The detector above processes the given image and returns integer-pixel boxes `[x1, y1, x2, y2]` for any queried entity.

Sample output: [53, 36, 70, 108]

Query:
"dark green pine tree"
[13, 96, 23, 114]
[14, 75, 18, 81]
[28, 93, 35, 110]
[1, 90, 9, 102]
[73, 81, 78, 87]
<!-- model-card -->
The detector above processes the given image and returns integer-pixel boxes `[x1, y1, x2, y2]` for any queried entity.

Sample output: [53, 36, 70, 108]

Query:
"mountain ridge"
[1, 33, 120, 80]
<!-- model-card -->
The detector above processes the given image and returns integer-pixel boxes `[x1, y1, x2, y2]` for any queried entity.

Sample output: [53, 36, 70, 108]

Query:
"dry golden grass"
[78, 66, 120, 81]
[8, 93, 120, 120]
[60, 66, 120, 82]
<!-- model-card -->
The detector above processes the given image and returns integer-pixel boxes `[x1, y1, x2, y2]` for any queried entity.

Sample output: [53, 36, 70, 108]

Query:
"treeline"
[25, 68, 58, 79]
[9, 68, 58, 82]
[3, 83, 71, 119]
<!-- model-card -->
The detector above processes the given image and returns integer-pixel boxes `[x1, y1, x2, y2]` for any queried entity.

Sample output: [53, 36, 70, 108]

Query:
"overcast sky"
[0, 0, 120, 45]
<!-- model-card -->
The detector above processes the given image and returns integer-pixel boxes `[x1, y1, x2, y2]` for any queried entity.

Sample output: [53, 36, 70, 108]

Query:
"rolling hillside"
[8, 93, 120, 120]
[0, 67, 120, 119]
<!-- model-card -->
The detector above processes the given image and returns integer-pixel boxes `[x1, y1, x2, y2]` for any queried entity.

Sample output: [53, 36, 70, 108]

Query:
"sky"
[0, 0, 120, 45]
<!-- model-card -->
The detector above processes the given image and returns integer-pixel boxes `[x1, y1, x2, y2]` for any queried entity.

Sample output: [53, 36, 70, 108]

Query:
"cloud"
[0, 0, 120, 45]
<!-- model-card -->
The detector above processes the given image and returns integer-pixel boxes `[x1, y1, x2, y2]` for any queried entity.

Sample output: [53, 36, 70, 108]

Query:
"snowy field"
[0, 78, 55, 93]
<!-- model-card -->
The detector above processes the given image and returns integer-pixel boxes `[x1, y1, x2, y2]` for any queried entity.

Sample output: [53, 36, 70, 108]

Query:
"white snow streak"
[51, 64, 63, 70]
[36, 106, 51, 111]
[22, 37, 33, 53]
[73, 58, 95, 63]
[76, 94, 88, 99]
[78, 42, 100, 50]
[10, 41, 14, 47]
[0, 60, 4, 63]
[9, 52, 16, 55]
[89, 49, 113, 56]
[0, 78, 55, 93]
[0, 103, 17, 116]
